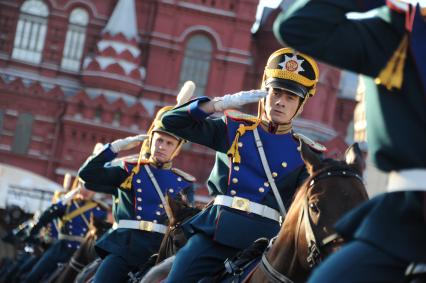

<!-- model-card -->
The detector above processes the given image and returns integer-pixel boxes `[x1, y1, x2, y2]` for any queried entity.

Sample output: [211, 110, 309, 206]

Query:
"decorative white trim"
[142, 84, 178, 96]
[0, 130, 14, 136]
[34, 115, 56, 123]
[63, 115, 140, 133]
[82, 70, 143, 86]
[148, 39, 181, 51]
[55, 167, 78, 176]
[85, 88, 137, 105]
[5, 110, 19, 116]
[31, 136, 44, 142]
[215, 54, 251, 65]
[97, 40, 140, 58]
[178, 1, 235, 18]
[0, 67, 81, 92]
[178, 25, 223, 49]
[0, 144, 12, 151]
[28, 149, 47, 158]
[0, 1, 19, 8]
[387, 169, 426, 192]
[56, 0, 102, 19]
[151, 29, 250, 56]
[93, 56, 140, 75]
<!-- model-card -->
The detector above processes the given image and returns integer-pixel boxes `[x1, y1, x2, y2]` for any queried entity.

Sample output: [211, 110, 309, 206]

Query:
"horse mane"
[170, 205, 201, 226]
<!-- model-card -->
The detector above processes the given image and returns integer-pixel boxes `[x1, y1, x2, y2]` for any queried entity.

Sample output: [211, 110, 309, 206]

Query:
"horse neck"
[265, 201, 307, 282]
[75, 235, 96, 265]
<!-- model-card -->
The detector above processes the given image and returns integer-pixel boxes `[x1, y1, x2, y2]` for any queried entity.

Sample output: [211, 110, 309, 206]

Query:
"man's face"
[264, 88, 301, 124]
[150, 132, 180, 163]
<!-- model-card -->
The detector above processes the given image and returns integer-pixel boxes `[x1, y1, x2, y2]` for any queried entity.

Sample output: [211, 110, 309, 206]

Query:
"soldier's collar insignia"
[279, 54, 305, 74]
[260, 119, 292, 134]
[148, 158, 172, 169]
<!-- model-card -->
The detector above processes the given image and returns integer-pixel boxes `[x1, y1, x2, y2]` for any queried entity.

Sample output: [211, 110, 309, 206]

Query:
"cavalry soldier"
[162, 47, 326, 282]
[275, 0, 426, 282]
[78, 105, 196, 283]
[22, 183, 107, 282]
[43, 173, 76, 244]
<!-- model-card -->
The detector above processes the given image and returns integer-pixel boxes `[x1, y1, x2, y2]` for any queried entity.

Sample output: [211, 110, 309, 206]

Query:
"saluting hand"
[110, 134, 149, 153]
[212, 89, 267, 112]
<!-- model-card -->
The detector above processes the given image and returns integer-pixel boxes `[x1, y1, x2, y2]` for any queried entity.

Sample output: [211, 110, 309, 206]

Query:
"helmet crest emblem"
[279, 54, 305, 74]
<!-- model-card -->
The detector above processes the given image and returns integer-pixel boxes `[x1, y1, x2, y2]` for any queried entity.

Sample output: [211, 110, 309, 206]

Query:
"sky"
[252, 0, 282, 32]
[256, 0, 282, 20]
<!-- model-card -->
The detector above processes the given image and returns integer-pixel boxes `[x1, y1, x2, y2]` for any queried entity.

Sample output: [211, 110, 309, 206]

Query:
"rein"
[260, 166, 363, 281]
[69, 257, 85, 273]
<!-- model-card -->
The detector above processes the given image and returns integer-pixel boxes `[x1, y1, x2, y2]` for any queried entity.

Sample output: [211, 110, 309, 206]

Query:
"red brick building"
[0, 0, 357, 201]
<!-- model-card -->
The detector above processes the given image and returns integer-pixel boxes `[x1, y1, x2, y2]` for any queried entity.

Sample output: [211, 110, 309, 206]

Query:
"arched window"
[178, 35, 213, 97]
[61, 8, 89, 71]
[12, 0, 49, 64]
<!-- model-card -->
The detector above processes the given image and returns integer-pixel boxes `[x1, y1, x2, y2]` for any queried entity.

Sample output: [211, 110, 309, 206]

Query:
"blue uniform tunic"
[161, 97, 309, 282]
[78, 144, 194, 283]
[23, 198, 107, 283]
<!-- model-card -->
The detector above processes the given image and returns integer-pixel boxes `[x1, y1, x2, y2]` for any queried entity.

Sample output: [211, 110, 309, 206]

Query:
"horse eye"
[309, 202, 320, 214]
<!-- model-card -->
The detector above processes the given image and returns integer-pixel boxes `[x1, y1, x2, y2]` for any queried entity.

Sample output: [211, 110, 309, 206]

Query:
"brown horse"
[139, 196, 201, 283]
[47, 216, 111, 283]
[156, 195, 201, 264]
[243, 142, 369, 283]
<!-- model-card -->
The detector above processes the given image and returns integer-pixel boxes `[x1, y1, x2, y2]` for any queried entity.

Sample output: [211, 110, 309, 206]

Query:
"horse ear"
[300, 140, 321, 175]
[345, 143, 365, 175]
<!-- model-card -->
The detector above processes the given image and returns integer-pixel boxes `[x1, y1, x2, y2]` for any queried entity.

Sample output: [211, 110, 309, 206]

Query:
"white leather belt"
[214, 195, 281, 222]
[117, 220, 167, 234]
[58, 233, 85, 243]
[387, 169, 426, 192]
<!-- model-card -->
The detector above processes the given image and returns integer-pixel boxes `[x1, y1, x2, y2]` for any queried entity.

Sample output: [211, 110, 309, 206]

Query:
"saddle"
[199, 238, 269, 283]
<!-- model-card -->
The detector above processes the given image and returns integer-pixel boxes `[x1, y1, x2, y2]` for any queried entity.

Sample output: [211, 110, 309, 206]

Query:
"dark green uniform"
[274, 1, 426, 282]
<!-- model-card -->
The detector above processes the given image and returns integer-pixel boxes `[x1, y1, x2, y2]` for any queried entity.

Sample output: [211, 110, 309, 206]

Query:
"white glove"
[110, 134, 149, 153]
[213, 89, 267, 112]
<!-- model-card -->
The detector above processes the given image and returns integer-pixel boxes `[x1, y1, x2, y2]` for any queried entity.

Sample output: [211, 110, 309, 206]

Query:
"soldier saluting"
[78, 86, 196, 283]
[162, 47, 325, 282]
[23, 182, 107, 282]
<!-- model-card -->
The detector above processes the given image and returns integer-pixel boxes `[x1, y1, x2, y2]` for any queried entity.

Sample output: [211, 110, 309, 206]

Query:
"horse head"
[296, 142, 369, 263]
[253, 142, 369, 283]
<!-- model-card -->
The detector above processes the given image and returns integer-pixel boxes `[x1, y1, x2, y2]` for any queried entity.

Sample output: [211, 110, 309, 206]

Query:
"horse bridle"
[69, 256, 85, 273]
[260, 166, 364, 283]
